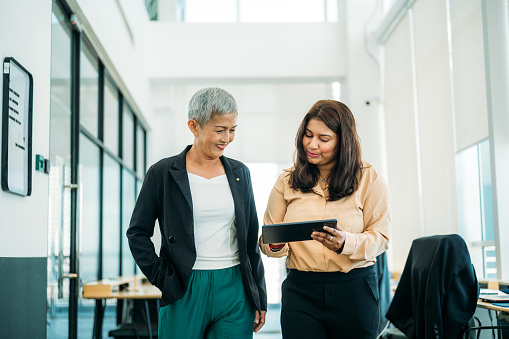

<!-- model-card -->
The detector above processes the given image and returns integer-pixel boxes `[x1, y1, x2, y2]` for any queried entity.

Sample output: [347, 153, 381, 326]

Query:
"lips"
[307, 151, 319, 158]
[216, 144, 226, 150]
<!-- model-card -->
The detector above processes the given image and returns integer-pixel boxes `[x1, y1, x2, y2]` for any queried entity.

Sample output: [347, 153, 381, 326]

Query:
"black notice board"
[1, 57, 33, 196]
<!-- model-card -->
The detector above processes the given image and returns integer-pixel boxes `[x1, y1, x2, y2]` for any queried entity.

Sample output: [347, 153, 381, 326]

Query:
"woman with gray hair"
[127, 87, 267, 338]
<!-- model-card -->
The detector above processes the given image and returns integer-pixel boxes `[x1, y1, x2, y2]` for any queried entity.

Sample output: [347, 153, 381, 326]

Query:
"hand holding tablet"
[311, 224, 346, 253]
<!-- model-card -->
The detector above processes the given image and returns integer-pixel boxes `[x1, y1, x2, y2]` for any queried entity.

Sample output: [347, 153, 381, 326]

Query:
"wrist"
[269, 243, 285, 252]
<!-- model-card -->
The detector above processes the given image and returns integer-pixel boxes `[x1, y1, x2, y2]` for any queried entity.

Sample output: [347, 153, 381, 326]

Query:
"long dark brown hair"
[289, 100, 363, 201]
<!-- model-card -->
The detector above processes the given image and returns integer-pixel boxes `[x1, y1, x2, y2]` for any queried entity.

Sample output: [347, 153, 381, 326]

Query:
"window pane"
[240, 0, 324, 22]
[137, 125, 146, 176]
[456, 145, 482, 241]
[123, 103, 134, 169]
[79, 135, 100, 282]
[122, 169, 136, 276]
[80, 44, 99, 136]
[103, 155, 120, 278]
[479, 139, 494, 241]
[103, 76, 119, 154]
[456, 140, 496, 279]
[326, 0, 338, 22]
[483, 246, 497, 279]
[185, 0, 237, 22]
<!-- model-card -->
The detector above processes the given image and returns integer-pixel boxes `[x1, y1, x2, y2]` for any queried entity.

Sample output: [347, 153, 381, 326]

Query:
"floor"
[46, 303, 282, 339]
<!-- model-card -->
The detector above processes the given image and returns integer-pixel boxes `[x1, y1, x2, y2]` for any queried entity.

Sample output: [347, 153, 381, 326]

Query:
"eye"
[320, 138, 330, 142]
[229, 129, 236, 133]
[304, 133, 312, 138]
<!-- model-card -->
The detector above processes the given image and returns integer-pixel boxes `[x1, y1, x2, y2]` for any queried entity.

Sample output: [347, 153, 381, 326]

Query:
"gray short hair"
[188, 87, 238, 126]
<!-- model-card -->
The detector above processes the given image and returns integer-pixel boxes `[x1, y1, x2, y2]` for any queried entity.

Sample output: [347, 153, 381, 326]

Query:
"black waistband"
[287, 265, 375, 282]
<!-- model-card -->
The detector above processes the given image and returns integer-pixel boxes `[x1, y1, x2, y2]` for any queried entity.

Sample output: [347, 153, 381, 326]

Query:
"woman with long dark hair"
[259, 100, 391, 338]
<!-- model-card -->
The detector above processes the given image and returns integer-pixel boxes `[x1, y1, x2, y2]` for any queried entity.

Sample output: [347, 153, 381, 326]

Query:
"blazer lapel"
[222, 157, 246, 245]
[168, 146, 193, 212]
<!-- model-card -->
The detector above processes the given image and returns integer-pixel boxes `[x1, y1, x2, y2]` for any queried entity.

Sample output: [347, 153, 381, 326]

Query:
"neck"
[187, 146, 220, 167]
[318, 165, 334, 179]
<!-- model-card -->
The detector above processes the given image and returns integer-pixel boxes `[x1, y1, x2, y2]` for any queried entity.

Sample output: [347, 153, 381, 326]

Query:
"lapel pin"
[236, 178, 240, 181]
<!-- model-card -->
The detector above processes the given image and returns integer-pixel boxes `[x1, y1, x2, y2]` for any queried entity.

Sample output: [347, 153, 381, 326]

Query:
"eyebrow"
[215, 125, 238, 129]
[305, 128, 332, 137]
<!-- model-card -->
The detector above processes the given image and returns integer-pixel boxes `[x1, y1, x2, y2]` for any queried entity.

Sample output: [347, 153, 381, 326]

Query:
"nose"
[220, 133, 229, 143]
[309, 137, 319, 149]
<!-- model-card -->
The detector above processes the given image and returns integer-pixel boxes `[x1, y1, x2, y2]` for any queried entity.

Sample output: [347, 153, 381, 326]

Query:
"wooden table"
[477, 300, 509, 313]
[82, 276, 161, 339]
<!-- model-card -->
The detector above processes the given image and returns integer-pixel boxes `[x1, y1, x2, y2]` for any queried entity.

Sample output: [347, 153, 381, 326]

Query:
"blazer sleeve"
[126, 166, 167, 290]
[245, 167, 268, 311]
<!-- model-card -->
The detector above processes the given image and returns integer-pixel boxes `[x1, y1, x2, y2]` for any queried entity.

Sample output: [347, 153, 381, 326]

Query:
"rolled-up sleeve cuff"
[266, 244, 289, 258]
[341, 232, 357, 255]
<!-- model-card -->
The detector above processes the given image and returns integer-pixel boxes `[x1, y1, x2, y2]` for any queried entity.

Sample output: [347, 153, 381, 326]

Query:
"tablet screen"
[261, 219, 337, 244]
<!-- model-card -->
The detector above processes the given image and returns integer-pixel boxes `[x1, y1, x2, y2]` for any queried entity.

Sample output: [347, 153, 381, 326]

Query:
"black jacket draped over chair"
[386, 234, 479, 339]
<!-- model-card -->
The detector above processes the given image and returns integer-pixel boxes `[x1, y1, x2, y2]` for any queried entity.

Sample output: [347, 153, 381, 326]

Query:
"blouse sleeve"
[258, 173, 290, 258]
[341, 172, 391, 260]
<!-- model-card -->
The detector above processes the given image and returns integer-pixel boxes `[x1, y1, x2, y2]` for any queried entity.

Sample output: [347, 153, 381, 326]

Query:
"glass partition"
[122, 103, 134, 170]
[103, 75, 119, 155]
[122, 169, 137, 276]
[103, 154, 121, 279]
[79, 44, 99, 137]
[79, 135, 100, 283]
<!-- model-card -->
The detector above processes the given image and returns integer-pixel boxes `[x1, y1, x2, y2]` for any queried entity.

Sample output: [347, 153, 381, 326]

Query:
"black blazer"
[385, 234, 479, 339]
[127, 145, 267, 311]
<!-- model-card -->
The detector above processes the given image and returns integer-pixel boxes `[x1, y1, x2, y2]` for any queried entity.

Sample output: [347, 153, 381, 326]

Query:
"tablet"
[261, 219, 337, 244]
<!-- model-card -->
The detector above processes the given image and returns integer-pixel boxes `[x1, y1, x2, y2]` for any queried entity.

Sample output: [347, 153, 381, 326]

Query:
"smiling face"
[302, 118, 339, 169]
[190, 112, 237, 159]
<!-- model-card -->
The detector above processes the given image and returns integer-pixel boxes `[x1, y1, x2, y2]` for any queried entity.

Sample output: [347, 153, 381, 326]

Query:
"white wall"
[0, 0, 52, 258]
[145, 22, 347, 80]
[345, 0, 387, 176]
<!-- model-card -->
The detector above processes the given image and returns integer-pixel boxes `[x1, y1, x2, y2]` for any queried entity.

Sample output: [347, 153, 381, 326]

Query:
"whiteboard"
[1, 57, 33, 196]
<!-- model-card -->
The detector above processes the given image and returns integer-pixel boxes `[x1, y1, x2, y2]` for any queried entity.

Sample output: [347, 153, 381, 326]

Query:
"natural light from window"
[183, 0, 339, 23]
[456, 139, 496, 279]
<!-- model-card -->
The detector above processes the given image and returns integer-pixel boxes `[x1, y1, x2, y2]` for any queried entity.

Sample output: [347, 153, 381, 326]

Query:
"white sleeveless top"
[187, 173, 240, 270]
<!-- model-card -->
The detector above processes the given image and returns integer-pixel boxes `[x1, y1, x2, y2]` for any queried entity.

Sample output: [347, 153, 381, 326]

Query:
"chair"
[108, 299, 159, 339]
[385, 234, 479, 339]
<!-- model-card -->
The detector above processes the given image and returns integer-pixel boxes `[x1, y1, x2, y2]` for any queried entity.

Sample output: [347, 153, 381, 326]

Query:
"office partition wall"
[46, 2, 147, 338]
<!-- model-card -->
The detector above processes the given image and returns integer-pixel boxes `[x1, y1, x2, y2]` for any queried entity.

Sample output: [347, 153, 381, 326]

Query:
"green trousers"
[158, 265, 255, 339]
